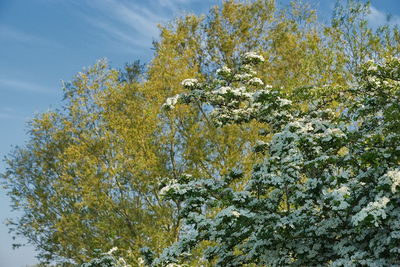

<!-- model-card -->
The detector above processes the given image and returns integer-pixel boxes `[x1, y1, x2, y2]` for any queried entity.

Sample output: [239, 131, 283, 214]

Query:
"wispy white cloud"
[153, 0, 192, 14]
[80, 0, 167, 50]
[367, 6, 400, 29]
[83, 15, 149, 49]
[0, 106, 29, 121]
[0, 78, 54, 94]
[157, 0, 210, 11]
[102, 0, 162, 38]
[0, 112, 15, 120]
[0, 107, 21, 120]
[77, 0, 208, 52]
[0, 25, 61, 47]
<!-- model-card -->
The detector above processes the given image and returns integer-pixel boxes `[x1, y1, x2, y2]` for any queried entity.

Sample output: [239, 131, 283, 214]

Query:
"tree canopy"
[151, 53, 400, 266]
[2, 0, 400, 266]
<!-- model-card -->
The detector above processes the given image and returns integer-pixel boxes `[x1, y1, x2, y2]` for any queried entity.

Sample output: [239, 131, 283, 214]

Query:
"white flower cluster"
[234, 73, 253, 81]
[318, 127, 346, 142]
[83, 246, 132, 267]
[231, 210, 241, 218]
[213, 86, 230, 95]
[387, 169, 400, 193]
[325, 185, 351, 211]
[216, 66, 231, 77]
[137, 257, 145, 266]
[352, 197, 390, 227]
[243, 52, 265, 64]
[247, 77, 264, 86]
[162, 94, 180, 110]
[106, 247, 118, 255]
[181, 78, 198, 89]
[366, 60, 378, 71]
[159, 179, 179, 197]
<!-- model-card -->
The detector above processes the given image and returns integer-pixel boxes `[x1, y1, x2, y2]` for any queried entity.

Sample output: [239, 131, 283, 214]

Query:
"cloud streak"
[79, 0, 167, 50]
[78, 0, 209, 52]
[0, 106, 30, 122]
[0, 78, 54, 94]
[83, 16, 149, 49]
[0, 24, 61, 47]
[103, 0, 161, 39]
[0, 107, 21, 120]
[367, 6, 400, 29]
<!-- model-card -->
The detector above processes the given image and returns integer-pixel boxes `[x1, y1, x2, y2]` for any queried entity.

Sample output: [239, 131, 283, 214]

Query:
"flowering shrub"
[81, 247, 131, 267]
[147, 54, 400, 266]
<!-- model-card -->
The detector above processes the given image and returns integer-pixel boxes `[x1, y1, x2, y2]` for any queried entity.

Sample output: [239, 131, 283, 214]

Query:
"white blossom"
[214, 86, 230, 95]
[352, 197, 390, 227]
[107, 247, 118, 255]
[138, 257, 145, 266]
[181, 78, 198, 89]
[232, 210, 241, 218]
[247, 77, 264, 86]
[162, 94, 180, 110]
[216, 66, 231, 77]
[159, 179, 179, 197]
[243, 52, 265, 63]
[234, 73, 252, 81]
[387, 169, 400, 193]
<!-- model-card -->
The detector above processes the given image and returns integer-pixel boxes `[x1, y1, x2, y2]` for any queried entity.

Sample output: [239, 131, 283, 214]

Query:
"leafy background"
[1, 0, 400, 266]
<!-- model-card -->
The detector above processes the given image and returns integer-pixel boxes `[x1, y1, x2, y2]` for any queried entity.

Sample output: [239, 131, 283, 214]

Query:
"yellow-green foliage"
[2, 0, 400, 265]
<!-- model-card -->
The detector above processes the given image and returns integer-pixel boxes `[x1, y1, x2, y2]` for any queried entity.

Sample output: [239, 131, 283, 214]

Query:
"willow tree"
[2, 0, 400, 265]
[2, 61, 176, 265]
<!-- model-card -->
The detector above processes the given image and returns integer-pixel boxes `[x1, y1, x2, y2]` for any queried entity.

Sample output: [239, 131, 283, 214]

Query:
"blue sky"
[0, 0, 399, 266]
